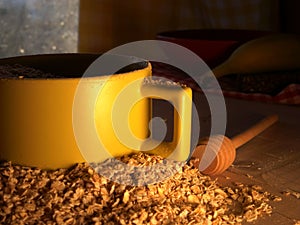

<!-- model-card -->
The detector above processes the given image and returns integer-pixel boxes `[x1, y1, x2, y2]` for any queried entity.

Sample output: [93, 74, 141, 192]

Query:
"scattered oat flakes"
[282, 189, 300, 199]
[294, 220, 300, 225]
[0, 153, 276, 224]
[246, 174, 253, 179]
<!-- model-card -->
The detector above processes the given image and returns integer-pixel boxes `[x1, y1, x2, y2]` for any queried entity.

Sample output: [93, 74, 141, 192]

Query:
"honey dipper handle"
[231, 114, 279, 148]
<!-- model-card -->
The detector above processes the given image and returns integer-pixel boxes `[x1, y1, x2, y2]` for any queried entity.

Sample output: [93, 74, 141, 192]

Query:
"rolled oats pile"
[0, 153, 277, 225]
[0, 64, 63, 79]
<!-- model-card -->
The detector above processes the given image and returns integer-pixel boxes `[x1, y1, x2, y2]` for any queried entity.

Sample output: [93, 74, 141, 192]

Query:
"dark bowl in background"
[156, 29, 274, 68]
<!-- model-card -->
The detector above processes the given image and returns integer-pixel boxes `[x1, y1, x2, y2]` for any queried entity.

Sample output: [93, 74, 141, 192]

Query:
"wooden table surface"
[205, 95, 300, 225]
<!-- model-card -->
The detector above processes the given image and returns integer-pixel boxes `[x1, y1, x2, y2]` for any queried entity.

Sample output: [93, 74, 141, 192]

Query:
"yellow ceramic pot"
[0, 54, 192, 169]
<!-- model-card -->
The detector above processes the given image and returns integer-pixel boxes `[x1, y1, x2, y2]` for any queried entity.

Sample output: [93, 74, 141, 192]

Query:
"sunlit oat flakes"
[0, 153, 278, 224]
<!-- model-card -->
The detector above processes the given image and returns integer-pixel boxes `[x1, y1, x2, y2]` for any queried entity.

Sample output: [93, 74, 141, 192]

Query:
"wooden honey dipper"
[191, 114, 279, 175]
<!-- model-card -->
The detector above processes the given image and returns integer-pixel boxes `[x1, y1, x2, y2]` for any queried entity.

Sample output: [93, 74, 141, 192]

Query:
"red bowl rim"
[156, 29, 275, 42]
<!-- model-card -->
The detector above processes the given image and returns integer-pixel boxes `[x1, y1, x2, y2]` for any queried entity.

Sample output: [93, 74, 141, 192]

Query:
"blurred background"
[0, 0, 79, 57]
[0, 0, 299, 57]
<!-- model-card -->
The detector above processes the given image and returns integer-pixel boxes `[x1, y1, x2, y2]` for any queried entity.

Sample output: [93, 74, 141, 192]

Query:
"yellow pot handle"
[140, 83, 193, 162]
